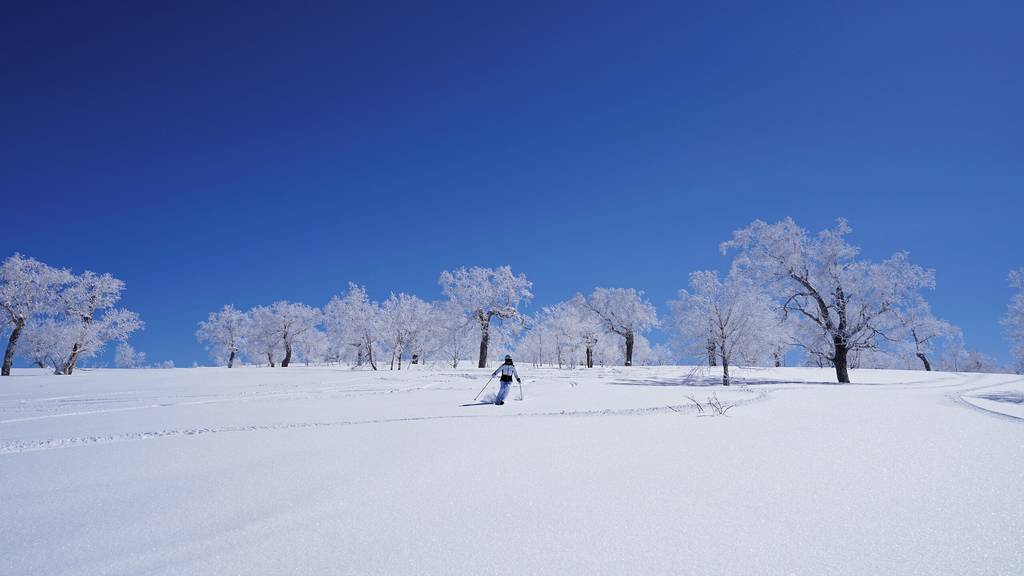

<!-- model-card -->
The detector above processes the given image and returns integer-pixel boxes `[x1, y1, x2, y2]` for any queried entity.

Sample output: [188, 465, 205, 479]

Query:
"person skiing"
[490, 355, 521, 405]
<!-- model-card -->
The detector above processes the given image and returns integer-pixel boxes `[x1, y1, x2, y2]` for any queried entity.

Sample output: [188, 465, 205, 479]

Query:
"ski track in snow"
[2, 367, 1020, 456]
[0, 393, 768, 454]
[0, 369, 771, 454]
[952, 374, 1024, 423]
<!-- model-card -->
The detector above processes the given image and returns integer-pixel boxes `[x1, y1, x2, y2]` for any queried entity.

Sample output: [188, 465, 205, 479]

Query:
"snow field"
[1, 365, 1022, 575]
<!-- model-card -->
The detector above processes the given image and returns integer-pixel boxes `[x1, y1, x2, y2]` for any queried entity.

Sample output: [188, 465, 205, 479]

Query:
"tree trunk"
[367, 340, 377, 370]
[281, 342, 292, 367]
[585, 346, 593, 369]
[722, 353, 730, 386]
[356, 347, 364, 367]
[624, 332, 634, 366]
[227, 349, 235, 369]
[773, 350, 782, 368]
[478, 319, 490, 368]
[916, 352, 932, 371]
[2, 319, 24, 376]
[63, 342, 82, 375]
[833, 338, 850, 383]
[707, 339, 717, 367]
[35, 361, 44, 369]
[267, 352, 275, 368]
[412, 354, 419, 365]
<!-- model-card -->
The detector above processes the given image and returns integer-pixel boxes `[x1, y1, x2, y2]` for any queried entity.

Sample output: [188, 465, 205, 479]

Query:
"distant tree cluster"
[196, 266, 673, 370]
[516, 289, 666, 368]
[0, 254, 143, 375]
[667, 218, 1009, 384]
[197, 267, 532, 370]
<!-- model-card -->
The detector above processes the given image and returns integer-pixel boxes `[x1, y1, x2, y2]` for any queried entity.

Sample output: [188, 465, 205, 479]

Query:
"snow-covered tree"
[19, 318, 69, 371]
[246, 305, 284, 366]
[532, 301, 582, 368]
[323, 282, 381, 369]
[581, 287, 658, 366]
[261, 301, 321, 367]
[439, 266, 533, 368]
[379, 292, 431, 370]
[196, 304, 250, 368]
[722, 218, 934, 383]
[646, 343, 676, 366]
[115, 342, 146, 368]
[568, 294, 602, 368]
[432, 302, 478, 368]
[669, 271, 778, 385]
[294, 328, 329, 366]
[49, 271, 143, 374]
[0, 254, 72, 375]
[891, 296, 954, 371]
[406, 301, 445, 366]
[1003, 268, 1024, 373]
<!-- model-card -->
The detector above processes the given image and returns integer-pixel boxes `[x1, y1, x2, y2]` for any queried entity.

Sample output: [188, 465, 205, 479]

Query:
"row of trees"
[196, 270, 670, 370]
[0, 254, 143, 375]
[197, 278, 513, 370]
[195, 266, 675, 371]
[192, 219, 1018, 383]
[5, 218, 1019, 379]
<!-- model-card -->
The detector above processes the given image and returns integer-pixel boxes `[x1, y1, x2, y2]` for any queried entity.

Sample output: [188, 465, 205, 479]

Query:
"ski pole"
[474, 375, 495, 401]
[517, 379, 524, 401]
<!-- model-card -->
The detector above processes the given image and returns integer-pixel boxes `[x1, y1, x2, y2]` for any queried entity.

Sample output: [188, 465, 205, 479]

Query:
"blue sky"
[2, 1, 1021, 366]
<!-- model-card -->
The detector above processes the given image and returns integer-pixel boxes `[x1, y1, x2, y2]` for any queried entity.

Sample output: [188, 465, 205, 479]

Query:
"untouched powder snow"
[1, 365, 1022, 575]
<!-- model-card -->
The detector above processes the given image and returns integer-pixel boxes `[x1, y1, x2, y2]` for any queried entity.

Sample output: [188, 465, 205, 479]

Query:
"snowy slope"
[1, 365, 1022, 575]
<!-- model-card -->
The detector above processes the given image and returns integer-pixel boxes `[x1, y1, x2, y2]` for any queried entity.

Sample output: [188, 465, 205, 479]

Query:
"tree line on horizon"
[3, 218, 1022, 383]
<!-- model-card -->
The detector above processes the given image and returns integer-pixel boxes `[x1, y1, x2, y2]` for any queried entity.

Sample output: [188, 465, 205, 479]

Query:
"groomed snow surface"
[2, 365, 1022, 575]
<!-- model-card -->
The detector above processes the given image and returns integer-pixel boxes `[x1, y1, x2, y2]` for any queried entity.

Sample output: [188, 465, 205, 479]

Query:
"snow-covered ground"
[2, 365, 1022, 575]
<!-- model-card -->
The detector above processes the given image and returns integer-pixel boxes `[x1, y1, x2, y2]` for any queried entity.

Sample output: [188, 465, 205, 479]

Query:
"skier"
[490, 355, 521, 405]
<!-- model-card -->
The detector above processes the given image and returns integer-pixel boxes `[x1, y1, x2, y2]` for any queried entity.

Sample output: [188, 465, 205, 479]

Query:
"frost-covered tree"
[942, 329, 1004, 373]
[891, 296, 954, 371]
[531, 302, 582, 368]
[439, 266, 533, 368]
[294, 328, 329, 366]
[51, 271, 143, 374]
[196, 304, 250, 368]
[581, 287, 658, 366]
[722, 218, 934, 383]
[519, 296, 604, 368]
[262, 301, 321, 368]
[19, 318, 53, 368]
[379, 292, 431, 370]
[406, 300, 444, 366]
[0, 254, 72, 375]
[19, 318, 69, 371]
[23, 306, 142, 374]
[323, 282, 381, 369]
[1003, 268, 1024, 373]
[669, 271, 778, 385]
[115, 342, 146, 368]
[246, 305, 284, 366]
[432, 302, 478, 368]
[568, 294, 602, 368]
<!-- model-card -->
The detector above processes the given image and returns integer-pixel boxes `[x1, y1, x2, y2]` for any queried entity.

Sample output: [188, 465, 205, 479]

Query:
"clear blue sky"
[2, 1, 1021, 366]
